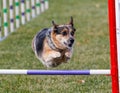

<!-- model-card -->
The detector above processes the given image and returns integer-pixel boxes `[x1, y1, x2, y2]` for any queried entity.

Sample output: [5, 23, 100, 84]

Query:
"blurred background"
[0, 0, 111, 92]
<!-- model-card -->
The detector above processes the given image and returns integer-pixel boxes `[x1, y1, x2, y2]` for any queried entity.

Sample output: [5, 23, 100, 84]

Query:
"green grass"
[0, 0, 111, 93]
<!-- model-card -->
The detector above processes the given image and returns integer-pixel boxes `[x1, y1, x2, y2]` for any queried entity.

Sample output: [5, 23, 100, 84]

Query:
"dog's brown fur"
[32, 17, 76, 67]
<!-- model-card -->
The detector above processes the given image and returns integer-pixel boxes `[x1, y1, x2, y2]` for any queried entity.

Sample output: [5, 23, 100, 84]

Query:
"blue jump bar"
[27, 70, 90, 75]
[0, 69, 110, 75]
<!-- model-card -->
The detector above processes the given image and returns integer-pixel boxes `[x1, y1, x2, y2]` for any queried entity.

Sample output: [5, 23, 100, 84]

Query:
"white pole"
[0, 14, 1, 39]
[9, 0, 14, 32]
[0, 70, 27, 74]
[21, 0, 26, 25]
[3, 0, 8, 37]
[0, 1, 2, 39]
[36, 0, 40, 15]
[41, 0, 45, 12]
[15, 0, 20, 28]
[45, 0, 49, 10]
[90, 70, 110, 75]
[26, 0, 31, 21]
[31, 0, 36, 18]
[115, 0, 120, 89]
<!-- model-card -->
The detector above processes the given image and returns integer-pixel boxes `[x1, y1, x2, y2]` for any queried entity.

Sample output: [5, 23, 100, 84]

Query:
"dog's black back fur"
[35, 28, 48, 55]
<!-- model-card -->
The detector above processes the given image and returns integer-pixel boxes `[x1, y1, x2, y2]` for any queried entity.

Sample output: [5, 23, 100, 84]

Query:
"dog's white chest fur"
[41, 48, 72, 67]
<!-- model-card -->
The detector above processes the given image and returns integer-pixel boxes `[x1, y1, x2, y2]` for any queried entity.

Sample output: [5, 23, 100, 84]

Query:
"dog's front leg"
[43, 51, 61, 62]
[43, 51, 61, 67]
[65, 49, 73, 59]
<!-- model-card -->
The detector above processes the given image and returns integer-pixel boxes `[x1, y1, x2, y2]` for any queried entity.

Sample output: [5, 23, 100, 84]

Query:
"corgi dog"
[32, 17, 76, 67]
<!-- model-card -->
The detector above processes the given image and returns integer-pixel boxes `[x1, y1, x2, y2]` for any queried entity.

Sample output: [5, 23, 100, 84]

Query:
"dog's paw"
[52, 52, 61, 58]
[65, 51, 72, 58]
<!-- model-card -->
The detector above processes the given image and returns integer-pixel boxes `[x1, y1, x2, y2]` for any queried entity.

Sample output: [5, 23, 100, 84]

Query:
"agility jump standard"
[0, 0, 49, 41]
[0, 0, 119, 93]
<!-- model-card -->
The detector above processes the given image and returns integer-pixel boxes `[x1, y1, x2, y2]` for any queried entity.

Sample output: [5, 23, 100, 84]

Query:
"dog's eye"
[71, 31, 74, 36]
[62, 31, 67, 36]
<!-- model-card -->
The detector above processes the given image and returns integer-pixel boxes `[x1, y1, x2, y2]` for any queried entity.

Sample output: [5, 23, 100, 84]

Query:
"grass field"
[0, 0, 112, 93]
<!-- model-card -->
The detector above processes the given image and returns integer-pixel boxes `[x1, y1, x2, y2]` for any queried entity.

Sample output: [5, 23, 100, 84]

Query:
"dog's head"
[51, 17, 76, 50]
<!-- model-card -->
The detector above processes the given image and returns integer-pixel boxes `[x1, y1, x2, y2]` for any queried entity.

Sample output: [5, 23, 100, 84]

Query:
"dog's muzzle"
[68, 38, 74, 47]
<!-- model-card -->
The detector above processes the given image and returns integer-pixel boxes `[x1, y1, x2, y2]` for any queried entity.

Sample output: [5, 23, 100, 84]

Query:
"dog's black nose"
[70, 38, 74, 44]
[68, 38, 74, 47]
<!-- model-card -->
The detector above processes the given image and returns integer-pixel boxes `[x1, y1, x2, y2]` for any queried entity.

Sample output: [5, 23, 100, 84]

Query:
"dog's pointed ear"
[52, 20, 58, 29]
[69, 16, 74, 26]
[52, 20, 59, 33]
[69, 17, 76, 32]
